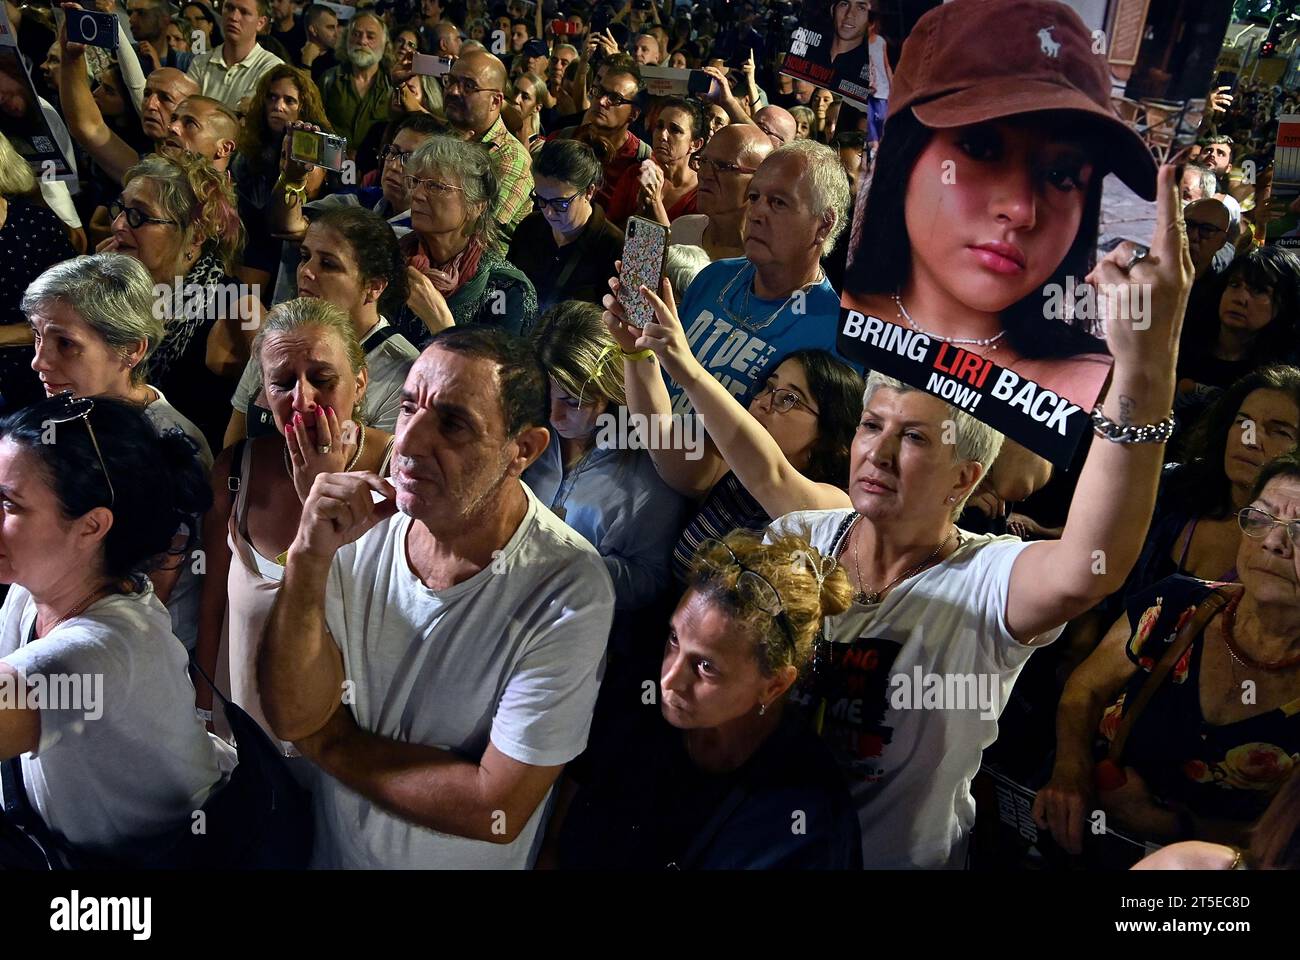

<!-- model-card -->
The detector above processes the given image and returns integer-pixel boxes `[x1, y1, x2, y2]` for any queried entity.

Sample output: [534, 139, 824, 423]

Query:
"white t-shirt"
[0, 584, 232, 858]
[313, 482, 616, 868]
[766, 510, 1063, 869]
[668, 214, 708, 248]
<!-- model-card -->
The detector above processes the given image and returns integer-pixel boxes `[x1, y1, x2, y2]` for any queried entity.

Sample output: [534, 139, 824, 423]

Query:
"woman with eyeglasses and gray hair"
[542, 530, 861, 870]
[392, 135, 538, 347]
[0, 394, 231, 867]
[508, 138, 623, 312]
[1037, 451, 1300, 858]
[22, 252, 213, 655]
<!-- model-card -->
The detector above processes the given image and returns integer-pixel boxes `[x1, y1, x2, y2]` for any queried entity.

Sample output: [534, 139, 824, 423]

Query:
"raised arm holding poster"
[830, 0, 1227, 466]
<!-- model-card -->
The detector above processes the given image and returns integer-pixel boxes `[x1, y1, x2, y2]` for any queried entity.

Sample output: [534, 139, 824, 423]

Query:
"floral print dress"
[1099, 574, 1300, 823]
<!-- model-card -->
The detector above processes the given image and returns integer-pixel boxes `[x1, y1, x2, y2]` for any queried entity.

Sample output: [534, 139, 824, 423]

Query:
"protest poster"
[1264, 114, 1300, 250]
[0, 5, 75, 181]
[830, 0, 1230, 466]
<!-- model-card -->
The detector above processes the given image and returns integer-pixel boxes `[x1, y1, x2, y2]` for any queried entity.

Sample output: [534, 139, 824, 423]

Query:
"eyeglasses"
[592, 86, 637, 109]
[109, 199, 177, 230]
[379, 144, 413, 167]
[404, 174, 464, 195]
[698, 538, 796, 654]
[754, 382, 819, 416]
[442, 74, 501, 95]
[756, 121, 786, 145]
[1238, 506, 1300, 546]
[689, 153, 758, 176]
[530, 189, 583, 212]
[44, 394, 115, 507]
[1186, 220, 1227, 240]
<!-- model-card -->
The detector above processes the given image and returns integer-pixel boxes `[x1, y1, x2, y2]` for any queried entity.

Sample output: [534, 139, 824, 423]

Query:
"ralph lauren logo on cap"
[1037, 25, 1061, 59]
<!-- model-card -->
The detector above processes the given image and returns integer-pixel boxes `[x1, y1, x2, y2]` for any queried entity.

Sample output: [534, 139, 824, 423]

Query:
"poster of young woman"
[831, 0, 1220, 466]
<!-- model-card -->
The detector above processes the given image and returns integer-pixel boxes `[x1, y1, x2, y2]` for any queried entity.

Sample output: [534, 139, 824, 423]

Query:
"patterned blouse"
[1099, 574, 1300, 823]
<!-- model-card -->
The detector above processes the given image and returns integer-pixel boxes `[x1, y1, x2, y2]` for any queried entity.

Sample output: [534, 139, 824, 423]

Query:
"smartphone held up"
[289, 129, 347, 172]
[618, 216, 669, 329]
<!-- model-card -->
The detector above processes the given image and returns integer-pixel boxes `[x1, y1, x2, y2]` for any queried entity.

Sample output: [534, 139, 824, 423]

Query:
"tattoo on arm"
[1118, 395, 1135, 426]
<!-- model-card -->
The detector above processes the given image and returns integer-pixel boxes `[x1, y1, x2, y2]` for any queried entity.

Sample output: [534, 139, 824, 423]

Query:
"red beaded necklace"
[1221, 592, 1300, 673]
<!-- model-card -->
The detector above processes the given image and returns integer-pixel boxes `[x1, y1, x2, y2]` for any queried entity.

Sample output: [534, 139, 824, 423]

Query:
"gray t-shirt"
[0, 585, 232, 857]
[231, 317, 418, 433]
[313, 483, 615, 868]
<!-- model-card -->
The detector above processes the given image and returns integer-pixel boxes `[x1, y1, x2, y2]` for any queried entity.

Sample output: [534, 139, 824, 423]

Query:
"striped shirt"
[671, 471, 770, 582]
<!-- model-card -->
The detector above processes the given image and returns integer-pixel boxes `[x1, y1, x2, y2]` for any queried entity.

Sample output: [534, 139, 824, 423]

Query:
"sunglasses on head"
[44, 393, 116, 507]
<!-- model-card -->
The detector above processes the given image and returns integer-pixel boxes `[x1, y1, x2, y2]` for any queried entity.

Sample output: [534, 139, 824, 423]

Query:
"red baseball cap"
[889, 0, 1158, 201]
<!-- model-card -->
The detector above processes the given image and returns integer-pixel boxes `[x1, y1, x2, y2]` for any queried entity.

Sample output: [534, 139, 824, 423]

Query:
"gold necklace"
[40, 584, 113, 636]
[848, 514, 957, 606]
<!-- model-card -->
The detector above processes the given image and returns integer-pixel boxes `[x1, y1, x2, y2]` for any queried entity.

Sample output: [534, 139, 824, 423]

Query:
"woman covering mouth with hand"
[192, 298, 394, 757]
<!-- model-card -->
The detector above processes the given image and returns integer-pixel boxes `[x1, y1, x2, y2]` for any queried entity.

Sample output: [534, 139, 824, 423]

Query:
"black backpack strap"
[226, 438, 247, 493]
[362, 324, 400, 353]
[1, 755, 31, 821]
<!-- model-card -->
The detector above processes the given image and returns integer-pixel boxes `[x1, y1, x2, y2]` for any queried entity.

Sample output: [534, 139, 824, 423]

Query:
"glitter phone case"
[618, 216, 669, 328]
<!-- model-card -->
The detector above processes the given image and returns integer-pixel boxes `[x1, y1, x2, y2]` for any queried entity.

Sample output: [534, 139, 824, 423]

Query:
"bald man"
[668, 124, 774, 261]
[445, 50, 534, 253]
[753, 105, 797, 149]
[139, 67, 199, 142]
[431, 21, 461, 58]
[163, 96, 240, 172]
[60, 29, 206, 183]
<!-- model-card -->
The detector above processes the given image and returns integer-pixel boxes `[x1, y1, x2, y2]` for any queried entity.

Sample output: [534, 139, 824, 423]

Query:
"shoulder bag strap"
[1107, 587, 1231, 765]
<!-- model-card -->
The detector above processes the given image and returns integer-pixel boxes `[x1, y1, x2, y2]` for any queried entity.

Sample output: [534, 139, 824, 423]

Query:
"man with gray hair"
[657, 139, 855, 416]
[1179, 162, 1217, 205]
[319, 10, 391, 149]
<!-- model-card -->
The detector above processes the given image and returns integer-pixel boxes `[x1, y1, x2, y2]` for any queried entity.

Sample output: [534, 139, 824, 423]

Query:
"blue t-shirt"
[666, 257, 846, 415]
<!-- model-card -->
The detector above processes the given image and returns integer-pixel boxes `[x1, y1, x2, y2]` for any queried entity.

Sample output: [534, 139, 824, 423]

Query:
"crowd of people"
[0, 0, 1298, 872]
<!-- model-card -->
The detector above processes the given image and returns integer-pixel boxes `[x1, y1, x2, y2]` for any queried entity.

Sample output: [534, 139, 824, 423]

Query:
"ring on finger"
[318, 444, 332, 455]
[1123, 245, 1149, 272]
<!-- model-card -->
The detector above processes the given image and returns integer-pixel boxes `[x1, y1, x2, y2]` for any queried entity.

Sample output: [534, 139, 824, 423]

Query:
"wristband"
[279, 176, 309, 206]
[1090, 406, 1176, 444]
[620, 347, 654, 361]
[196, 707, 214, 723]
